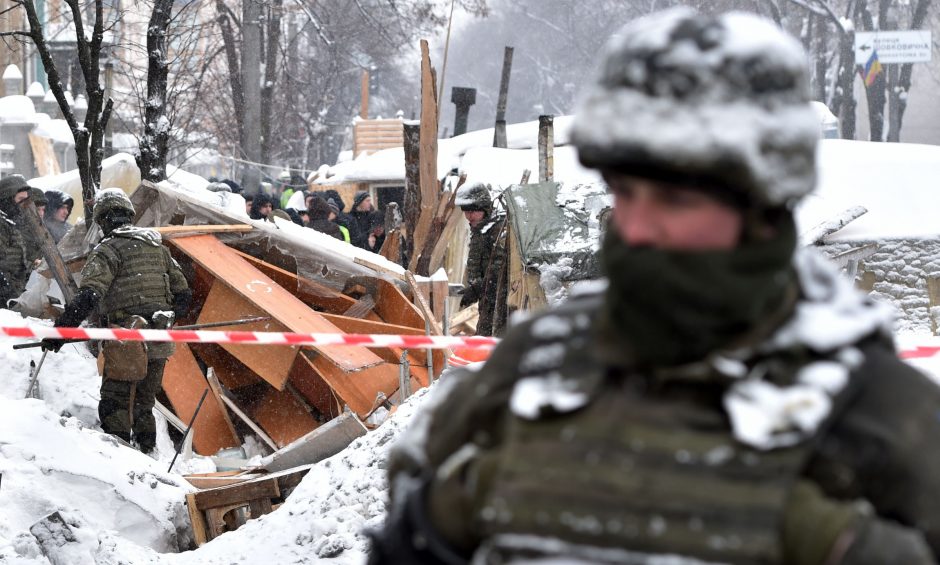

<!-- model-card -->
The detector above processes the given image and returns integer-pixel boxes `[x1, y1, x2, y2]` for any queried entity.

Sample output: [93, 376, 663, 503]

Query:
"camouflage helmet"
[571, 8, 819, 208]
[0, 175, 31, 200]
[455, 181, 493, 213]
[30, 188, 48, 207]
[93, 188, 135, 225]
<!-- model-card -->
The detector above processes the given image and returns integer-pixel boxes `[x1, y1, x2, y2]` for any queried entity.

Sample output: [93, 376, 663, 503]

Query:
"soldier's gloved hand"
[40, 338, 65, 353]
[367, 474, 469, 565]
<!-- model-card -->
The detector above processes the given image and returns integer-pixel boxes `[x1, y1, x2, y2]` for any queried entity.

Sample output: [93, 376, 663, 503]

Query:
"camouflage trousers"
[98, 358, 167, 453]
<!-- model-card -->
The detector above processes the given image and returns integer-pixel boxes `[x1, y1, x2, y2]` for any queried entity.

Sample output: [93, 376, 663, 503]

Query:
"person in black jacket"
[349, 191, 374, 249]
[43, 190, 74, 243]
[306, 194, 344, 241]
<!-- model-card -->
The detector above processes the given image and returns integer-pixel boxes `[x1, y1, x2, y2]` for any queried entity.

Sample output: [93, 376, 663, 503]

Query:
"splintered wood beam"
[162, 344, 240, 455]
[233, 249, 368, 316]
[170, 235, 402, 416]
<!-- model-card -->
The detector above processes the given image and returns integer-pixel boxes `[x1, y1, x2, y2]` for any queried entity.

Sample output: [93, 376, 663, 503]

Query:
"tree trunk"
[834, 29, 857, 140]
[137, 0, 174, 183]
[888, 0, 932, 142]
[259, 0, 283, 165]
[242, 0, 263, 192]
[216, 0, 244, 145]
[19, 0, 111, 225]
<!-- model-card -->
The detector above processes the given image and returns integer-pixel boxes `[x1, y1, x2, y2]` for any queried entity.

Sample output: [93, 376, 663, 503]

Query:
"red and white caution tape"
[1, 325, 499, 350]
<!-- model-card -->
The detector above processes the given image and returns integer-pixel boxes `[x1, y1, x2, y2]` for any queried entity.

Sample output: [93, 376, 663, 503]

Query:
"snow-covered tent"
[795, 139, 940, 334]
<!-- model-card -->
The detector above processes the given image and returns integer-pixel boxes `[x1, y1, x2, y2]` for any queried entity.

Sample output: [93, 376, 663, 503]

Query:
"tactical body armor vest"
[93, 234, 175, 322]
[470, 296, 855, 564]
[0, 214, 28, 299]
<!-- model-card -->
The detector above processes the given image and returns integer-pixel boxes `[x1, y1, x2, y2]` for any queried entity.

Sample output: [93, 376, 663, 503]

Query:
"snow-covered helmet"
[93, 188, 135, 225]
[571, 8, 819, 209]
[455, 181, 493, 213]
[0, 175, 31, 200]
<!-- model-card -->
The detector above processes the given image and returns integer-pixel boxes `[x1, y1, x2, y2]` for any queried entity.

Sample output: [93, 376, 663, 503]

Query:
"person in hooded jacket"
[42, 189, 191, 454]
[349, 191, 373, 249]
[16, 188, 47, 267]
[306, 194, 344, 241]
[323, 189, 356, 242]
[370, 9, 940, 565]
[249, 192, 274, 221]
[0, 175, 31, 304]
[44, 190, 75, 243]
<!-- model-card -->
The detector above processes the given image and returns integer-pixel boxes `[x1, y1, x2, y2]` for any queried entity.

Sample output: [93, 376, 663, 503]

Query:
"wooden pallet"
[186, 466, 310, 545]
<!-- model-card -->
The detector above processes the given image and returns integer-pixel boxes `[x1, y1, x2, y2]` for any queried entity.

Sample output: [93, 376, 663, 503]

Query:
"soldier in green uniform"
[16, 188, 48, 267]
[43, 189, 192, 454]
[0, 175, 33, 305]
[456, 182, 507, 337]
[371, 9, 940, 564]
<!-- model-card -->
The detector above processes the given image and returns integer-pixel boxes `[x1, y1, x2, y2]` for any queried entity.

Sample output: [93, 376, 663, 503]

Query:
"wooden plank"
[28, 133, 60, 176]
[405, 271, 444, 336]
[354, 256, 405, 281]
[162, 344, 240, 455]
[171, 235, 400, 416]
[211, 373, 279, 452]
[185, 471, 261, 490]
[154, 224, 252, 235]
[249, 386, 319, 448]
[233, 249, 360, 315]
[192, 343, 263, 390]
[410, 39, 440, 272]
[186, 493, 210, 546]
[321, 312, 433, 368]
[198, 281, 298, 389]
[342, 294, 376, 318]
[192, 477, 280, 510]
[205, 368, 240, 446]
[21, 200, 78, 301]
[430, 270, 449, 328]
[288, 351, 340, 420]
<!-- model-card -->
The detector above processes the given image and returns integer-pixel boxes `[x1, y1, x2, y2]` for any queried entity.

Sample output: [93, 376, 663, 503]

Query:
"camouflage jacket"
[81, 226, 188, 358]
[0, 211, 28, 303]
[461, 214, 507, 336]
[387, 253, 940, 564]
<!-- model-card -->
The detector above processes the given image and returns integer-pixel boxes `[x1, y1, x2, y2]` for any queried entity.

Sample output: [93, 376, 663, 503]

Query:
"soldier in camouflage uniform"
[0, 175, 33, 305]
[44, 189, 191, 453]
[16, 187, 48, 267]
[456, 182, 507, 337]
[371, 10, 940, 564]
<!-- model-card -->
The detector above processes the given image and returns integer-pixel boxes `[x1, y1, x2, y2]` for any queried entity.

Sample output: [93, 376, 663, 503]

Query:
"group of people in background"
[209, 173, 387, 254]
[0, 174, 75, 306]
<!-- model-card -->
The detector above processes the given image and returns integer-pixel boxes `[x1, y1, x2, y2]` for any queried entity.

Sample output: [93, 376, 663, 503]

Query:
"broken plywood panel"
[162, 344, 240, 455]
[170, 235, 403, 416]
[249, 387, 319, 448]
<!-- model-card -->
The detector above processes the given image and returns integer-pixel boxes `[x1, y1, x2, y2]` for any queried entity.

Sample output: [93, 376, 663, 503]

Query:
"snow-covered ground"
[0, 304, 445, 564]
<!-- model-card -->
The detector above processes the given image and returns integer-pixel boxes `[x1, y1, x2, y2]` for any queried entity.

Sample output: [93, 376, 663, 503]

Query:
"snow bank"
[0, 309, 198, 564]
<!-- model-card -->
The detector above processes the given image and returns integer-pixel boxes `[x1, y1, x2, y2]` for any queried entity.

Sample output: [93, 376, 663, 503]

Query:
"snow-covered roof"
[0, 95, 36, 123]
[25, 81, 44, 97]
[796, 139, 940, 242]
[321, 115, 577, 187]
[2, 64, 22, 80]
[32, 118, 74, 144]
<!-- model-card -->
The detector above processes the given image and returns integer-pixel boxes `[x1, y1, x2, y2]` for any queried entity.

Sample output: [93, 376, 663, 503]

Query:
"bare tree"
[137, 0, 175, 182]
[2, 0, 115, 223]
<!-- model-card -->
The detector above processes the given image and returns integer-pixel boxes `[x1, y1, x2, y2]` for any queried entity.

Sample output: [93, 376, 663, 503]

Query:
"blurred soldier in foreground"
[17, 188, 48, 267]
[456, 181, 507, 336]
[43, 189, 191, 454]
[371, 9, 940, 564]
[0, 175, 32, 305]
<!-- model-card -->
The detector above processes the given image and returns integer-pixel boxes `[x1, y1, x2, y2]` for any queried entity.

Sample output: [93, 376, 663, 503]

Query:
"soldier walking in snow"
[0, 175, 33, 305]
[371, 9, 940, 564]
[456, 181, 507, 336]
[43, 189, 192, 454]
